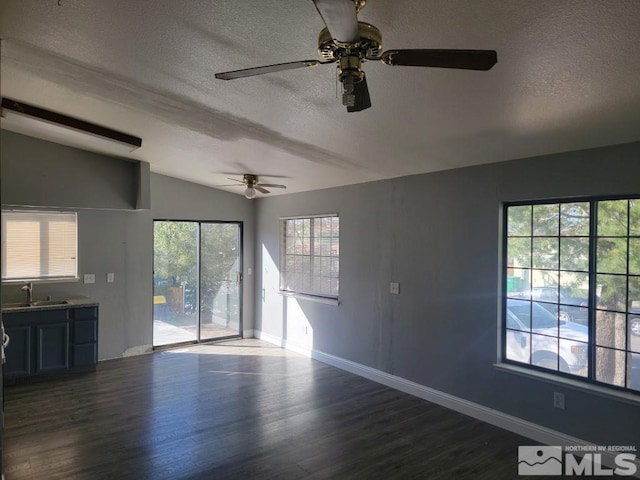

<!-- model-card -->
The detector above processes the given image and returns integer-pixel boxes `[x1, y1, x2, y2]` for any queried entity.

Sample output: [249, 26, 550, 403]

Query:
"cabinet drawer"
[72, 307, 98, 320]
[74, 319, 97, 344]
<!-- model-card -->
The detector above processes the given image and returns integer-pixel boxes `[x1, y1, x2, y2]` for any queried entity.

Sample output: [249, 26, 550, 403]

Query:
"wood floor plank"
[3, 339, 537, 479]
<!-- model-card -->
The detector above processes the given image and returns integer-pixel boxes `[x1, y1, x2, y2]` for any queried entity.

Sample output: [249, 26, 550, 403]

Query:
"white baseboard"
[254, 330, 637, 474]
[254, 330, 283, 346]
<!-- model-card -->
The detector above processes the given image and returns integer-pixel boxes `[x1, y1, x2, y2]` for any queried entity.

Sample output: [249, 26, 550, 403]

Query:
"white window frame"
[280, 214, 339, 300]
[1, 210, 78, 283]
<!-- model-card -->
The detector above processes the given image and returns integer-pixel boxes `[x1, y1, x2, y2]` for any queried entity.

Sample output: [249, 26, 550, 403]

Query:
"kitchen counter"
[1, 298, 99, 313]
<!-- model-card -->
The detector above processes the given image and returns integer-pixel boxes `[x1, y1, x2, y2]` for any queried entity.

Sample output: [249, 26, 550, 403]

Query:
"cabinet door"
[36, 322, 69, 373]
[4, 326, 32, 376]
[73, 319, 97, 344]
[73, 344, 97, 368]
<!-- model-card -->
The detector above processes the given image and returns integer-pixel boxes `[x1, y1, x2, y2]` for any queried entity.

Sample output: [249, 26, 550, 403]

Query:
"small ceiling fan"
[216, 174, 287, 199]
[215, 0, 497, 112]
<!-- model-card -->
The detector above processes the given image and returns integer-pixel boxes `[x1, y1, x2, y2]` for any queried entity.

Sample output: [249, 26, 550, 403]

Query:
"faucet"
[21, 282, 33, 303]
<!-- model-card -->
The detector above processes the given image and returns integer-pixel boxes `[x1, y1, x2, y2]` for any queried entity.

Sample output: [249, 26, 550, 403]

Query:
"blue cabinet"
[4, 324, 32, 377]
[37, 322, 70, 373]
[3, 305, 98, 380]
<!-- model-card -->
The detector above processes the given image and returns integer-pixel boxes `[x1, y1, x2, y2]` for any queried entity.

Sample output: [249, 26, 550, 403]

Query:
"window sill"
[278, 291, 340, 306]
[494, 362, 640, 406]
[2, 277, 80, 285]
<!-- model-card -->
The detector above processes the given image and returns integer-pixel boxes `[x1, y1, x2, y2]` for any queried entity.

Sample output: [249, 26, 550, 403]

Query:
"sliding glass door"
[153, 221, 198, 346]
[200, 223, 241, 341]
[153, 221, 242, 347]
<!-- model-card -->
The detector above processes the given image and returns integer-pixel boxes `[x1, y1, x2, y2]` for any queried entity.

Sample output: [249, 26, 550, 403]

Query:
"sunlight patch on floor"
[160, 338, 303, 358]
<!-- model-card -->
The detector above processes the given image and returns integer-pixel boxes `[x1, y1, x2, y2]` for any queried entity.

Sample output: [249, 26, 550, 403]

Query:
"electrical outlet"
[390, 282, 400, 295]
[107, 273, 115, 283]
[83, 274, 95, 284]
[553, 392, 565, 410]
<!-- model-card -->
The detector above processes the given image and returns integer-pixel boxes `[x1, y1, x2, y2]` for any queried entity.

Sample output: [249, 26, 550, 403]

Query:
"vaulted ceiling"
[1, 1, 639, 196]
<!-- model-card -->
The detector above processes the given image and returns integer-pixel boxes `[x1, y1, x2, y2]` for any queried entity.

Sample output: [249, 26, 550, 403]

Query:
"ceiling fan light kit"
[215, 0, 497, 112]
[244, 187, 257, 199]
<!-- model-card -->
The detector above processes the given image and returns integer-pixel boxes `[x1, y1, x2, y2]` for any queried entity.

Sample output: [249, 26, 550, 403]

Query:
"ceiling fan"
[215, 0, 497, 112]
[217, 174, 287, 199]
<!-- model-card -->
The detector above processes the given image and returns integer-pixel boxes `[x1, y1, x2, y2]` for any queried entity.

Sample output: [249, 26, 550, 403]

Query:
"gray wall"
[1, 133, 255, 359]
[255, 141, 640, 446]
[1, 130, 149, 209]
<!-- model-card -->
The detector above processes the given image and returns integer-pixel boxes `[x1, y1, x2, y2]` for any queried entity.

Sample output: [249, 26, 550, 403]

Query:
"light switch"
[553, 392, 565, 410]
[390, 282, 400, 295]
[84, 274, 95, 284]
[107, 273, 115, 283]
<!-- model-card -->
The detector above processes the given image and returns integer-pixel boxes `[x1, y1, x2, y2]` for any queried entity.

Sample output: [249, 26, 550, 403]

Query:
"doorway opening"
[153, 221, 242, 347]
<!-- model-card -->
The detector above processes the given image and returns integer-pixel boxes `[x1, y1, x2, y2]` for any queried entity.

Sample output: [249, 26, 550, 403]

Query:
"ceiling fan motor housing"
[243, 174, 258, 186]
[317, 22, 383, 61]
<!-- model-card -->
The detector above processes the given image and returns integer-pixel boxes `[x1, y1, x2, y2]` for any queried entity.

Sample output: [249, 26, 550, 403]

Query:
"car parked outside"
[630, 301, 640, 338]
[506, 298, 588, 376]
[510, 287, 590, 325]
[632, 318, 640, 336]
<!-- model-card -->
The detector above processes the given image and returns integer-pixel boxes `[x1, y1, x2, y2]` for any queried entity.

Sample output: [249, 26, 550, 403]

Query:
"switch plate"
[83, 274, 95, 284]
[107, 273, 115, 283]
[553, 392, 565, 410]
[248, 267, 252, 275]
[390, 282, 400, 295]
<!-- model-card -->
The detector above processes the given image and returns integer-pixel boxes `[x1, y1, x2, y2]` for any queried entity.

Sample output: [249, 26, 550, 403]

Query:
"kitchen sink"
[2, 302, 32, 309]
[30, 300, 69, 306]
[2, 300, 69, 309]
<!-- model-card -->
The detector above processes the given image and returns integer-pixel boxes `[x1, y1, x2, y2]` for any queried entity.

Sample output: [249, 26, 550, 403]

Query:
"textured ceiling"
[1, 0, 639, 196]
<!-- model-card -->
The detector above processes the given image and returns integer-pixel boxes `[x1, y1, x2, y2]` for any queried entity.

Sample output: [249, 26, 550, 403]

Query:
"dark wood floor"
[4, 339, 537, 479]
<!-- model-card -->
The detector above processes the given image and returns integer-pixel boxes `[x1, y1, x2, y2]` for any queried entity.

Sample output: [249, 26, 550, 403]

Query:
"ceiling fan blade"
[313, 0, 359, 43]
[215, 184, 243, 187]
[215, 60, 324, 80]
[254, 185, 271, 194]
[380, 49, 497, 71]
[259, 184, 287, 189]
[227, 177, 245, 183]
[347, 75, 371, 112]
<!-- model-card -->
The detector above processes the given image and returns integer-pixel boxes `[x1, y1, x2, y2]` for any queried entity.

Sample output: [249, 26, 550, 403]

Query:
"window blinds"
[1, 211, 78, 281]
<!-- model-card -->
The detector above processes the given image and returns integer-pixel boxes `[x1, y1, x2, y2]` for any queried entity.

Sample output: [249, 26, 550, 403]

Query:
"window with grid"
[1, 210, 78, 282]
[504, 199, 640, 393]
[280, 215, 339, 299]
